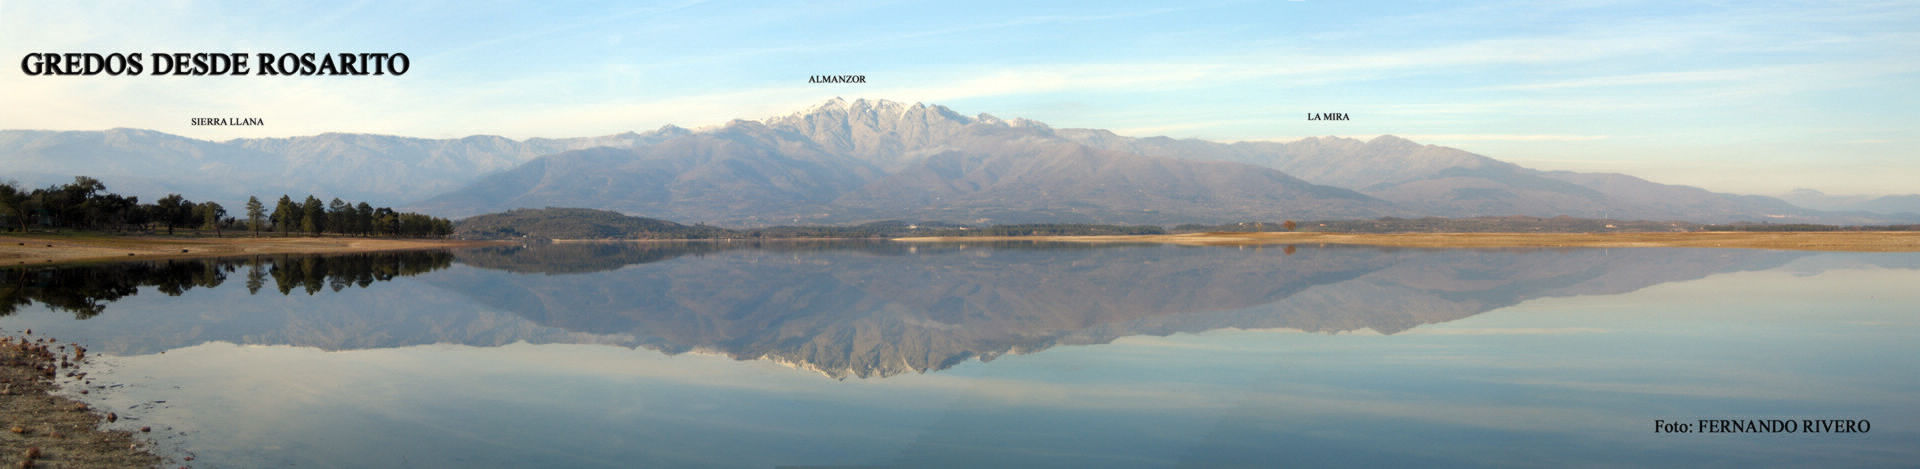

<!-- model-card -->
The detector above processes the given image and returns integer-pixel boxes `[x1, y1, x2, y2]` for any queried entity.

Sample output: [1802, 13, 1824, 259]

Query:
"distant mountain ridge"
[0, 126, 689, 205]
[415, 100, 1398, 224]
[421, 98, 1869, 224]
[1779, 188, 1920, 216]
[4, 98, 1901, 224]
[1052, 130, 1831, 222]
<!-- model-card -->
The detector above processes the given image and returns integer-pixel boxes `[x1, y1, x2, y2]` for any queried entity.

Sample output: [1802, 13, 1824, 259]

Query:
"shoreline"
[547, 237, 887, 244]
[11, 231, 1912, 266]
[1, 234, 511, 267]
[891, 231, 1920, 252]
[1, 332, 163, 468]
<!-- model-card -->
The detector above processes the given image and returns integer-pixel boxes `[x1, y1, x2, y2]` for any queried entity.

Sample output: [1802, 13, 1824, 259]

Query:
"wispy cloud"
[1485, 62, 1918, 92]
[1403, 327, 1608, 335]
[1482, 67, 1798, 91]
[425, 0, 716, 61]
[1401, 134, 1612, 142]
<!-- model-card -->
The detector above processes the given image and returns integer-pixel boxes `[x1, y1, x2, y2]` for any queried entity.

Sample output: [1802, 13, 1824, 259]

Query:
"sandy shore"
[2, 332, 162, 468]
[893, 231, 1920, 252]
[0, 234, 509, 267]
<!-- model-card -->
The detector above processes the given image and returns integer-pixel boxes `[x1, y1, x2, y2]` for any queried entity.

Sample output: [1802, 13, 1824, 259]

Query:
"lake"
[2, 241, 1916, 467]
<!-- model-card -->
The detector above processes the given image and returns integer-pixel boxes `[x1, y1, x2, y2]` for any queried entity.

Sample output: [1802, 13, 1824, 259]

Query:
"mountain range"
[0, 126, 685, 204]
[1054, 129, 1836, 222]
[4, 98, 1912, 225]
[1778, 188, 1920, 216]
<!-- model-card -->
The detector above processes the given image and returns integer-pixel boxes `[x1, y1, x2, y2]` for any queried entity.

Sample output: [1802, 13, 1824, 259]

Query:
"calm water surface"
[2, 242, 1916, 467]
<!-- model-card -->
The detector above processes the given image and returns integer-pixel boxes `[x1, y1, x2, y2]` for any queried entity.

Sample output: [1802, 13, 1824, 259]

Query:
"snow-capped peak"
[809, 97, 851, 114]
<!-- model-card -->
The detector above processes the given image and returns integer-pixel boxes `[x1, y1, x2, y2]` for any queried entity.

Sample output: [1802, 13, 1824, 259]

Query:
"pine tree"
[328, 198, 350, 235]
[301, 196, 325, 235]
[273, 195, 296, 235]
[355, 202, 374, 236]
[245, 196, 266, 236]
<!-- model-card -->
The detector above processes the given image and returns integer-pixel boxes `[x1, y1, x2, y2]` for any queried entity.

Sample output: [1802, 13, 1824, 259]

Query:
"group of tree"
[260, 194, 452, 238]
[1169, 220, 1301, 233]
[917, 223, 1166, 237]
[0, 176, 451, 237]
[0, 176, 149, 232]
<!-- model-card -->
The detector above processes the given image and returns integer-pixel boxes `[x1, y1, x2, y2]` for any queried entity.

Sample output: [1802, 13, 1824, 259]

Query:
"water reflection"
[0, 251, 452, 318]
[428, 242, 1818, 377]
[3, 244, 1917, 467]
[0, 243, 1816, 378]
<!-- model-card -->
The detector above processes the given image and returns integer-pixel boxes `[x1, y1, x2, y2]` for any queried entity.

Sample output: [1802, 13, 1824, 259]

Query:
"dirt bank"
[1, 331, 162, 468]
[0, 234, 508, 267]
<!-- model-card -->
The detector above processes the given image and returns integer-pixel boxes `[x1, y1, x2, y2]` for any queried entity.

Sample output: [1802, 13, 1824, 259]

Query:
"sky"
[1, 0, 1914, 196]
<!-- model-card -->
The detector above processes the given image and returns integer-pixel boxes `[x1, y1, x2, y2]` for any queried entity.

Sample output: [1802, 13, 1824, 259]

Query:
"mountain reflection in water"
[0, 242, 1818, 379]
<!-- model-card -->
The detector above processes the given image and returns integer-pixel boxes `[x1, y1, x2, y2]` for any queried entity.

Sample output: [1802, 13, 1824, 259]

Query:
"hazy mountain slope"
[835, 131, 1391, 224]
[1536, 171, 1822, 221]
[421, 100, 1397, 225]
[1055, 129, 1828, 222]
[1779, 188, 1920, 216]
[1058, 131, 1503, 188]
[1, 128, 279, 201]
[1858, 195, 1920, 215]
[0, 126, 687, 205]
[416, 122, 886, 222]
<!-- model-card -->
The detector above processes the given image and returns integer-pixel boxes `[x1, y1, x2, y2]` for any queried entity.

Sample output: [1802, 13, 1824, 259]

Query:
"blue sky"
[2, 0, 1914, 195]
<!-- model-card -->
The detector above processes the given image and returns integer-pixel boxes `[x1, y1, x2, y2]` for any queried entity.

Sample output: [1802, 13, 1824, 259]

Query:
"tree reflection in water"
[0, 251, 453, 319]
